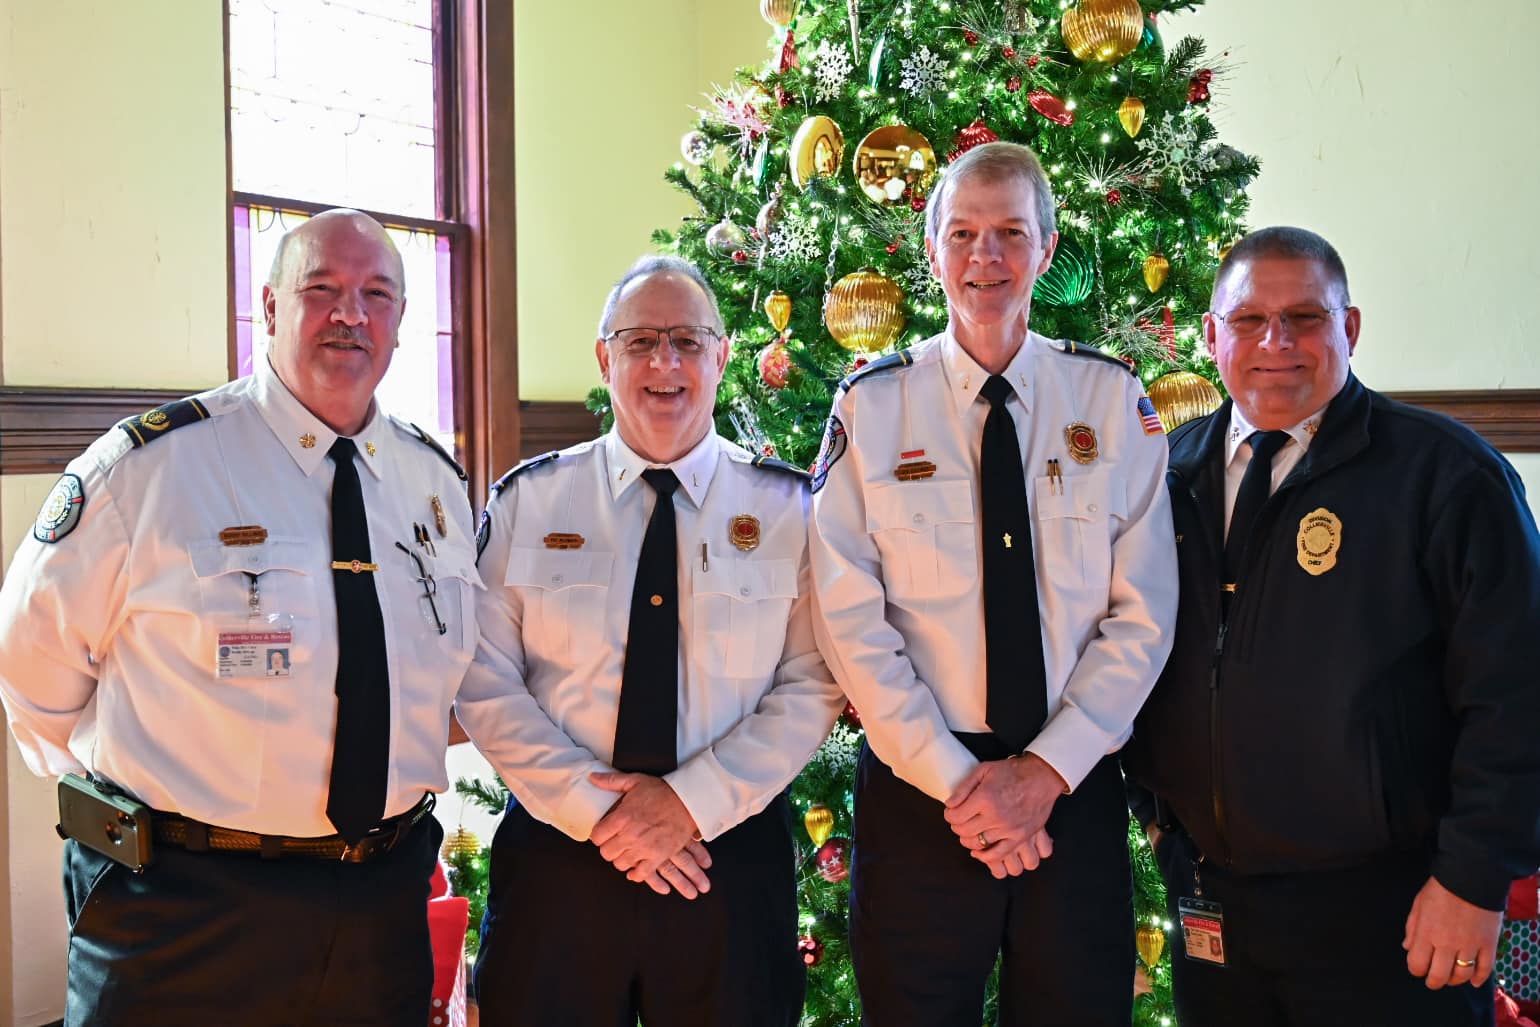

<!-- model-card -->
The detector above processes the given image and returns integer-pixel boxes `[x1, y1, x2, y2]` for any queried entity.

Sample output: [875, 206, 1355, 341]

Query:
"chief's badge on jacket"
[1296, 508, 1342, 576]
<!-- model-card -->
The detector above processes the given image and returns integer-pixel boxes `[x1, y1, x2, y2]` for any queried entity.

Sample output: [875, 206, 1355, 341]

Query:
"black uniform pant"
[473, 794, 804, 1026]
[850, 741, 1134, 1027]
[63, 814, 443, 1027]
[1155, 832, 1495, 1027]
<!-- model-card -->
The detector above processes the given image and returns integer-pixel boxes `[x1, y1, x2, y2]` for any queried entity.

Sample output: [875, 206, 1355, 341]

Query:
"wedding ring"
[1454, 958, 1476, 968]
[977, 831, 989, 848]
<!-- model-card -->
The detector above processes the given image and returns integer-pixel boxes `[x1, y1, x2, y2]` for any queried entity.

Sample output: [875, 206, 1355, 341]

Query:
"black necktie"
[1224, 429, 1291, 586]
[325, 437, 389, 843]
[979, 376, 1048, 753]
[613, 468, 680, 774]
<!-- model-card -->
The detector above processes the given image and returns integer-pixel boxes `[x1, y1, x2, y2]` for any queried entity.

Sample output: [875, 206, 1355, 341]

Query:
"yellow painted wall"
[0, 1, 229, 390]
[512, 0, 774, 400]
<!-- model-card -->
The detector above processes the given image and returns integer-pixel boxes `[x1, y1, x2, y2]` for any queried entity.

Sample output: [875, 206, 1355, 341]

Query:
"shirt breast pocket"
[1032, 472, 1123, 593]
[692, 557, 799, 681]
[865, 480, 977, 602]
[406, 550, 481, 663]
[187, 539, 319, 653]
[502, 547, 614, 666]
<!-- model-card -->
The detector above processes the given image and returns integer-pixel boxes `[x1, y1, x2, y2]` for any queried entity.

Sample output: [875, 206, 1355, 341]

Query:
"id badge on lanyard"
[215, 571, 296, 679]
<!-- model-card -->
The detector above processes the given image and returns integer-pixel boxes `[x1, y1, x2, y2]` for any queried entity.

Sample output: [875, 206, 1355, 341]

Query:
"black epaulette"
[118, 397, 211, 447]
[491, 451, 560, 494]
[1059, 339, 1137, 376]
[750, 455, 812, 484]
[838, 350, 915, 390]
[402, 421, 467, 482]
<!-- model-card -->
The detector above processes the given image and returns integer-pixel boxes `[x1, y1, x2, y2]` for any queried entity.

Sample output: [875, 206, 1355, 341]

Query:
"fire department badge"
[1296, 508, 1342, 576]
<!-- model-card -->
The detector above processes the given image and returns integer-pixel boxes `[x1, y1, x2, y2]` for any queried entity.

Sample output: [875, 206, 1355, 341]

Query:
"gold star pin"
[366, 441, 376, 457]
[300, 433, 316, 449]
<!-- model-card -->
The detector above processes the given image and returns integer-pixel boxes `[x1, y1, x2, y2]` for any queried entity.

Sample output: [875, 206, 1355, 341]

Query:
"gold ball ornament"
[1118, 96, 1146, 138]
[760, 0, 796, 28]
[789, 115, 846, 191]
[1148, 371, 1223, 432]
[824, 268, 906, 352]
[852, 124, 937, 205]
[804, 803, 835, 847]
[764, 290, 793, 334]
[1136, 924, 1167, 970]
[1143, 253, 1171, 293]
[441, 826, 482, 861]
[1061, 0, 1144, 64]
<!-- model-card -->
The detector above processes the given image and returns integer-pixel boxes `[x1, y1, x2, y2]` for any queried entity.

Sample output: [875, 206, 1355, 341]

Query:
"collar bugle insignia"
[431, 494, 447, 537]
[895, 460, 937, 481]
[365, 442, 376, 457]
[729, 515, 761, 552]
[34, 473, 85, 544]
[300, 433, 317, 449]
[219, 525, 269, 547]
[1297, 508, 1341, 576]
[543, 532, 585, 550]
[1065, 422, 1099, 465]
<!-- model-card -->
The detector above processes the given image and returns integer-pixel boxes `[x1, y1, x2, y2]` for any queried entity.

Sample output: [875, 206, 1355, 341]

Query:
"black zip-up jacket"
[1124, 373, 1540, 910]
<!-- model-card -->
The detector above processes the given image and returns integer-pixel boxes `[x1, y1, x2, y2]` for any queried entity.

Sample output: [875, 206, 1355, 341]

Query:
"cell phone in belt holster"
[56, 773, 154, 872]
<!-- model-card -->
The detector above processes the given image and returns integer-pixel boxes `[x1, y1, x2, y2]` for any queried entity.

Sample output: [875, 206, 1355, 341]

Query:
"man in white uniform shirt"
[458, 256, 843, 1026]
[809, 142, 1178, 1025]
[0, 210, 478, 1026]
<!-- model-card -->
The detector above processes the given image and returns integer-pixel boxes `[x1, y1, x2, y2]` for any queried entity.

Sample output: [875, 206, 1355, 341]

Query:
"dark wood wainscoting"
[4, 387, 1538, 479]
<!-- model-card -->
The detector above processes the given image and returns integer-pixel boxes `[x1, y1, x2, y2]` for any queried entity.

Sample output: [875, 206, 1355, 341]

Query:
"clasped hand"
[589, 772, 712, 899]
[943, 754, 1065, 878]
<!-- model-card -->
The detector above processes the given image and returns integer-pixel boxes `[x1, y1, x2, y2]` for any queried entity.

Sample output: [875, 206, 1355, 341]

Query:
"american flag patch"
[1137, 396, 1165, 435]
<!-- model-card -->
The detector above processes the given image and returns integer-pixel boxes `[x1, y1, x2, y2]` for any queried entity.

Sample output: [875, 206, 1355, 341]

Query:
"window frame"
[221, 0, 517, 502]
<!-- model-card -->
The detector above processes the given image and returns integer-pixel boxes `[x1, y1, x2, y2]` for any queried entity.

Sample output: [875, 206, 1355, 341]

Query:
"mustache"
[315, 328, 369, 348]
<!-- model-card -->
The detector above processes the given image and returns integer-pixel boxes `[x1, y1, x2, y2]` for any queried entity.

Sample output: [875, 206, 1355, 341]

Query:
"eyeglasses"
[1211, 306, 1347, 342]
[395, 541, 446, 636]
[603, 326, 720, 359]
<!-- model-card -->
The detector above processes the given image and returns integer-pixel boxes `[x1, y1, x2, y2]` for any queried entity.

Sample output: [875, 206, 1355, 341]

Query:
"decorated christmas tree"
[580, 1, 1260, 1022]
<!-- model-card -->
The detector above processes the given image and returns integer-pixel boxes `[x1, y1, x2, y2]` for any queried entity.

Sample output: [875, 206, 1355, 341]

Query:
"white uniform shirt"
[0, 361, 481, 835]
[809, 331, 1178, 803]
[1221, 404, 1326, 534]
[455, 430, 844, 843]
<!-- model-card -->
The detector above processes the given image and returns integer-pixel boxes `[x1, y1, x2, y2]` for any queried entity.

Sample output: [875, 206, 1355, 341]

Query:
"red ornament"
[841, 700, 862, 730]
[775, 85, 793, 108]
[1188, 69, 1214, 104]
[886, 240, 901, 254]
[757, 339, 792, 389]
[1003, 45, 1017, 58]
[1006, 75, 1022, 93]
[1026, 55, 1040, 69]
[779, 30, 799, 73]
[816, 837, 851, 883]
[797, 935, 825, 967]
[732, 250, 748, 263]
[1105, 188, 1122, 205]
[1138, 306, 1178, 361]
[949, 119, 1000, 160]
[848, 356, 869, 374]
[910, 196, 926, 212]
[1028, 89, 1075, 126]
[762, 442, 778, 457]
[964, 29, 980, 45]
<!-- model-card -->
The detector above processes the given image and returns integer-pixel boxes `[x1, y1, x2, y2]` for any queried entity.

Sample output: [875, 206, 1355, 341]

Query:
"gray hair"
[1212, 226, 1351, 307]
[597, 255, 725, 337]
[925, 141, 1057, 245]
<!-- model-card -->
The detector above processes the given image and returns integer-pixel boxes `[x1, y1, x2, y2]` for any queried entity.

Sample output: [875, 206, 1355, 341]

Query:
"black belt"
[152, 793, 435, 863]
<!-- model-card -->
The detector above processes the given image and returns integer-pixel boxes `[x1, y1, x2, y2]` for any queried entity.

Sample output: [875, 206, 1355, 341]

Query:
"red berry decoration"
[949, 119, 1000, 160]
[1106, 188, 1123, 205]
[1188, 69, 1214, 104]
[886, 240, 901, 254]
[1027, 55, 1040, 69]
[1003, 45, 1016, 58]
[964, 29, 980, 45]
[910, 196, 926, 212]
[1006, 75, 1022, 93]
[798, 935, 825, 967]
[775, 85, 793, 108]
[732, 250, 748, 263]
[762, 442, 778, 457]
[816, 837, 851, 883]
[848, 356, 869, 374]
[841, 700, 862, 730]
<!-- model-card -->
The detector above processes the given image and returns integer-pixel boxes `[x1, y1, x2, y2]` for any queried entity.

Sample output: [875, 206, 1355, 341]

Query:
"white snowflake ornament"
[767, 216, 825, 265]
[811, 40, 854, 103]
[1134, 110, 1222, 196]
[900, 45, 948, 98]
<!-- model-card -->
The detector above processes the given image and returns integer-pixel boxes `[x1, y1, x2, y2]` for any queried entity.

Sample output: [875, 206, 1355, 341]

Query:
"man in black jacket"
[1124, 226, 1540, 1026]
